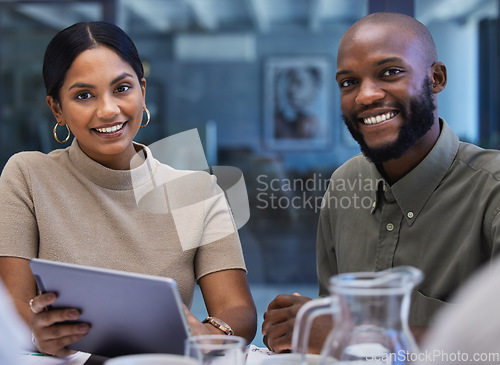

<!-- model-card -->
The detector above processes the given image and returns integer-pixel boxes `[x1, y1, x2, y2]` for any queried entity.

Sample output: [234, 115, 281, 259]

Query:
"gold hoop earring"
[53, 123, 71, 143]
[141, 107, 150, 128]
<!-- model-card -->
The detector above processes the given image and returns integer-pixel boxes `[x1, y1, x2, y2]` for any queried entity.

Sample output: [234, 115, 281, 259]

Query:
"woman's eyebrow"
[68, 72, 134, 91]
[110, 72, 134, 85]
[69, 82, 94, 91]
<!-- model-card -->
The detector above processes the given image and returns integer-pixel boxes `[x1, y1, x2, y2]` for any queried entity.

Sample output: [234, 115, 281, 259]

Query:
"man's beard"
[342, 77, 436, 164]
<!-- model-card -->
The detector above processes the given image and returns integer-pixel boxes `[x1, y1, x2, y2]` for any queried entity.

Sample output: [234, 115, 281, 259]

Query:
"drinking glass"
[185, 335, 246, 365]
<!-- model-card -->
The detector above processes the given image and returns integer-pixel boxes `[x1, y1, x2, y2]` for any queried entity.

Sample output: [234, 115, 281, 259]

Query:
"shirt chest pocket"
[333, 208, 380, 273]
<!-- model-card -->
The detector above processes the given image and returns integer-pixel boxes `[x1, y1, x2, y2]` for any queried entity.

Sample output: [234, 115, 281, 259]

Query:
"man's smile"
[361, 111, 399, 125]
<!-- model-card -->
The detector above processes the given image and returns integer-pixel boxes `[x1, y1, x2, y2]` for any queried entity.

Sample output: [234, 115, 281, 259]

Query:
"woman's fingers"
[29, 292, 57, 314]
[33, 307, 81, 328]
[34, 320, 90, 356]
[39, 329, 89, 357]
[39, 319, 90, 341]
[30, 292, 90, 357]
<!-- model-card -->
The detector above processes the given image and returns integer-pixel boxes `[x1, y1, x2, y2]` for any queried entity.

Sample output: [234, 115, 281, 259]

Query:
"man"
[262, 12, 500, 353]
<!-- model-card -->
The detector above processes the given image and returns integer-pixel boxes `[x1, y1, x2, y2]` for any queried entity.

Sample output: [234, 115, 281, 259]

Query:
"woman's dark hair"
[43, 21, 144, 102]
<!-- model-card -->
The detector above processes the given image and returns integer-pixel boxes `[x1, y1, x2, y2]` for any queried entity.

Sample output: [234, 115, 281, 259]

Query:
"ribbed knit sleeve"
[0, 153, 40, 259]
[194, 173, 246, 281]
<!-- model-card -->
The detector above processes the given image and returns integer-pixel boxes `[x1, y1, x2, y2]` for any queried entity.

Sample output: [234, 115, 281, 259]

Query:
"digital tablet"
[29, 258, 192, 358]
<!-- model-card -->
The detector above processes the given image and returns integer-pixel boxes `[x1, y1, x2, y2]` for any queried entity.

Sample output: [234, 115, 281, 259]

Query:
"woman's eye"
[76, 92, 92, 100]
[383, 69, 401, 77]
[116, 85, 130, 93]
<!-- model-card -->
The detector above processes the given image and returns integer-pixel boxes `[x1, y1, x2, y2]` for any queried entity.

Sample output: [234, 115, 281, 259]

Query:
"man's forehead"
[343, 21, 413, 45]
[338, 23, 417, 60]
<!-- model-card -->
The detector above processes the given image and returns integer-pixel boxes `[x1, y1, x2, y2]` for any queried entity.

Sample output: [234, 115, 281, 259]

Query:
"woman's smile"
[92, 121, 127, 137]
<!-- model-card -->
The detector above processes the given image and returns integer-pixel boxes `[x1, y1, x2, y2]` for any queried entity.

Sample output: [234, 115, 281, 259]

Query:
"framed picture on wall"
[263, 56, 331, 150]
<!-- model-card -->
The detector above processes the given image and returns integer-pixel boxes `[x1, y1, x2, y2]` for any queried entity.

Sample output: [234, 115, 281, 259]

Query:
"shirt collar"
[391, 119, 459, 226]
[368, 119, 459, 225]
[68, 139, 158, 190]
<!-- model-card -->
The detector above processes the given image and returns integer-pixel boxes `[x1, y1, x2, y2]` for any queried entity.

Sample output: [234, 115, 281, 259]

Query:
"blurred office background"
[1, 0, 499, 346]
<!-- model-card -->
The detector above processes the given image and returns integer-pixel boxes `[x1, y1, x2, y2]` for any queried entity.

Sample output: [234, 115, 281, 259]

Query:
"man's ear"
[46, 96, 65, 125]
[431, 62, 447, 94]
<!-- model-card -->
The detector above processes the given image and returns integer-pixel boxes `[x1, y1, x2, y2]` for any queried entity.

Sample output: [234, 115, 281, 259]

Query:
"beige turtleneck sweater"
[0, 140, 245, 306]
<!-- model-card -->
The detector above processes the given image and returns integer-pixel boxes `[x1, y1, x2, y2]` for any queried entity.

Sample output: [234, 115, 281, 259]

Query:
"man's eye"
[382, 69, 401, 77]
[76, 92, 92, 100]
[340, 79, 356, 88]
[116, 85, 130, 93]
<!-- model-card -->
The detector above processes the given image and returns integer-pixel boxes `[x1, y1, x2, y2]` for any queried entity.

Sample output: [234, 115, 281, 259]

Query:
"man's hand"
[261, 293, 312, 353]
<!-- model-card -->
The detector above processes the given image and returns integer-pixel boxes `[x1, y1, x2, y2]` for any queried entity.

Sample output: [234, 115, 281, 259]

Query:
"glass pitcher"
[292, 266, 423, 365]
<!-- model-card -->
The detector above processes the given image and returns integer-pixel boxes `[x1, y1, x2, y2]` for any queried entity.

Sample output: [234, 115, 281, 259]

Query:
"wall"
[135, 19, 483, 179]
[427, 20, 479, 143]
[134, 23, 362, 178]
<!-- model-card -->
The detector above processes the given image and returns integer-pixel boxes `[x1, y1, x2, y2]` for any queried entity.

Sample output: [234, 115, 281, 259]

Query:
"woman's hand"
[198, 270, 257, 343]
[183, 305, 216, 336]
[30, 292, 90, 357]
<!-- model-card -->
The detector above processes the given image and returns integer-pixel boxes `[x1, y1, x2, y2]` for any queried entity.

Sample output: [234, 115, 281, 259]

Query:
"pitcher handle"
[291, 296, 337, 359]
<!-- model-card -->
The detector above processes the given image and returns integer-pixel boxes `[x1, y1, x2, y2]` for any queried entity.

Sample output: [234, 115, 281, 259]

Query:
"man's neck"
[380, 121, 441, 184]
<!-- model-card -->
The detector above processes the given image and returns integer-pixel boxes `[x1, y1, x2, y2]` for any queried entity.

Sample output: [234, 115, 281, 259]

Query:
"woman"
[0, 21, 256, 357]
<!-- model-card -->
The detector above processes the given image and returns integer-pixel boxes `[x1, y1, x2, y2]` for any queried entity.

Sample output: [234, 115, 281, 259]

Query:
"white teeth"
[95, 123, 124, 133]
[363, 112, 396, 125]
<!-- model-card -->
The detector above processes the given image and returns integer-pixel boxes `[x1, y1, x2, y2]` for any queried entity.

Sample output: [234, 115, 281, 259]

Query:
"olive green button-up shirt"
[317, 119, 500, 326]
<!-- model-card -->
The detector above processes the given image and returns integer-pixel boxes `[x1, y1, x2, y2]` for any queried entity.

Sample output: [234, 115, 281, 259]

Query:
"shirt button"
[386, 223, 394, 231]
[407, 211, 414, 219]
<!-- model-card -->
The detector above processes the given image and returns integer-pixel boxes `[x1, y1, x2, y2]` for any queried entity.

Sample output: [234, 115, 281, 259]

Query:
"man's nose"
[355, 79, 385, 106]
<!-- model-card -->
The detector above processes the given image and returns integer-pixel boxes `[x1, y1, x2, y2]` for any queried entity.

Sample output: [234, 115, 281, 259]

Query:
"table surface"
[19, 345, 274, 364]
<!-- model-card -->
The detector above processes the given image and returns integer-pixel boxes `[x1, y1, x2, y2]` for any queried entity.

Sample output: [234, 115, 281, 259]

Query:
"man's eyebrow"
[336, 57, 406, 79]
[335, 69, 351, 79]
[376, 57, 405, 66]
[68, 73, 134, 91]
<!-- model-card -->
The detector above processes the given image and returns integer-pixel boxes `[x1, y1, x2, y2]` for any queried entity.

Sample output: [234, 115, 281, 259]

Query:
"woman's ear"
[141, 77, 147, 100]
[46, 96, 65, 125]
[431, 62, 447, 94]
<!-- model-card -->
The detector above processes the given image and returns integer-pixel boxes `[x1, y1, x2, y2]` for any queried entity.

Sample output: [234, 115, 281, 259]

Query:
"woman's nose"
[355, 79, 385, 106]
[96, 95, 120, 120]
